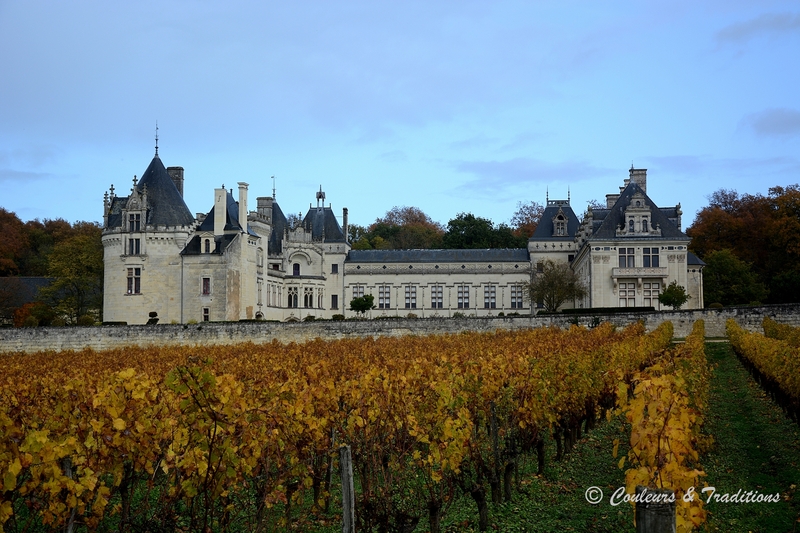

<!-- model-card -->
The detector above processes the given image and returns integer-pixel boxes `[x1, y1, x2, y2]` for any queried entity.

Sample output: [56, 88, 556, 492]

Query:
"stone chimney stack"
[629, 168, 647, 193]
[214, 187, 227, 237]
[343, 207, 349, 243]
[238, 182, 249, 232]
[257, 197, 273, 221]
[167, 167, 185, 197]
[606, 193, 620, 208]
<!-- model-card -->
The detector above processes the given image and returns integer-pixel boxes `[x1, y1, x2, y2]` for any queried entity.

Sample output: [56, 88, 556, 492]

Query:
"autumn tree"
[0, 208, 28, 275]
[525, 259, 587, 312]
[442, 213, 527, 249]
[702, 249, 767, 306]
[510, 201, 544, 238]
[39, 223, 104, 323]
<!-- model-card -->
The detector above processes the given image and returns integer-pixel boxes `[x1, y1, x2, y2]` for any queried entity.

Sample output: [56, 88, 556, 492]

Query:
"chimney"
[606, 194, 620, 208]
[238, 182, 249, 232]
[257, 196, 273, 221]
[343, 207, 349, 243]
[629, 168, 647, 193]
[167, 167, 185, 197]
[214, 187, 227, 237]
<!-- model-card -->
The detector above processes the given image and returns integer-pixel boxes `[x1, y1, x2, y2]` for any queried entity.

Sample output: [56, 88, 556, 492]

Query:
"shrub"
[331, 314, 345, 321]
[187, 319, 198, 325]
[406, 313, 418, 319]
[498, 312, 505, 317]
[51, 318, 67, 327]
[22, 315, 38, 328]
[303, 315, 316, 322]
[452, 312, 466, 319]
[708, 302, 724, 309]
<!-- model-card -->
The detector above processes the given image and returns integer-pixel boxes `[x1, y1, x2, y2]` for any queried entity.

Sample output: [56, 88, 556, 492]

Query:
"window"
[642, 219, 649, 233]
[293, 263, 300, 276]
[536, 262, 544, 273]
[126, 268, 141, 294]
[331, 264, 339, 274]
[457, 285, 470, 309]
[128, 213, 140, 233]
[288, 287, 298, 308]
[204, 239, 211, 253]
[619, 282, 635, 307]
[554, 214, 566, 236]
[643, 282, 660, 309]
[484, 285, 496, 309]
[353, 285, 364, 299]
[431, 284, 443, 308]
[404, 285, 417, 309]
[202, 308, 210, 322]
[511, 285, 524, 309]
[331, 294, 339, 309]
[304, 287, 313, 308]
[619, 248, 634, 268]
[317, 289, 324, 309]
[202, 277, 211, 295]
[378, 285, 391, 309]
[628, 219, 635, 232]
[128, 238, 140, 256]
[643, 248, 659, 268]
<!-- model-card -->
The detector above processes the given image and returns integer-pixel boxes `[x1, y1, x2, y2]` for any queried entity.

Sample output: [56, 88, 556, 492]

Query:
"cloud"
[716, 13, 800, 43]
[647, 154, 800, 178]
[0, 168, 52, 183]
[741, 108, 800, 138]
[454, 158, 616, 192]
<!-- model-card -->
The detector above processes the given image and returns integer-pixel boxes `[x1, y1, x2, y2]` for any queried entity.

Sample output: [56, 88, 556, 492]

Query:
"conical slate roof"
[136, 154, 195, 227]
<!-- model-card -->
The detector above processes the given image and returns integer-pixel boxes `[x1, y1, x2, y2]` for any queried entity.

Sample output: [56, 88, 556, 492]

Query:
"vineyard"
[0, 321, 715, 532]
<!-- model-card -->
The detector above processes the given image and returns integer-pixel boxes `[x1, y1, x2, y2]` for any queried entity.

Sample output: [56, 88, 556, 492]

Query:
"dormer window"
[642, 219, 648, 233]
[204, 239, 211, 254]
[129, 213, 141, 233]
[552, 210, 568, 237]
[628, 219, 635, 233]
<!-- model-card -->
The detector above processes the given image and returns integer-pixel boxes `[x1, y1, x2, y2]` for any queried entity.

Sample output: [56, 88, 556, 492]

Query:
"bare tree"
[526, 259, 587, 312]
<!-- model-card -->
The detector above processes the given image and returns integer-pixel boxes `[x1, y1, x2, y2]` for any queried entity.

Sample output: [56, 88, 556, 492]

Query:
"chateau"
[102, 149, 704, 324]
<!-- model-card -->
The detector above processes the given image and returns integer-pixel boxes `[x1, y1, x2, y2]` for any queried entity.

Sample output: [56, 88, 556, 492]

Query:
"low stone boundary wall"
[2, 304, 799, 354]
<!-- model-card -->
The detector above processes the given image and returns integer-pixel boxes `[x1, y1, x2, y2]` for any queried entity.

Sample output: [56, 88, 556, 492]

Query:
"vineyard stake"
[340, 445, 355, 533]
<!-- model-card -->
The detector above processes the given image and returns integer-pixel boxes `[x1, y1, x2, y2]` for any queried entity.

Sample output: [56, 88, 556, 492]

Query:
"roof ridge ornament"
[155, 121, 159, 156]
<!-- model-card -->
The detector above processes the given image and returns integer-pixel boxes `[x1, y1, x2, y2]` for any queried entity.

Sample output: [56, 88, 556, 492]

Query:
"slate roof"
[346, 248, 530, 263]
[181, 234, 238, 256]
[106, 154, 195, 229]
[268, 201, 289, 255]
[589, 182, 688, 241]
[197, 190, 250, 233]
[687, 252, 706, 266]
[530, 201, 580, 241]
[302, 206, 346, 242]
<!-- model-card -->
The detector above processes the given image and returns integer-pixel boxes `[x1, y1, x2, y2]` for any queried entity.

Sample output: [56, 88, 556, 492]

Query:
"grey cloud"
[454, 158, 617, 192]
[717, 13, 800, 43]
[741, 108, 800, 138]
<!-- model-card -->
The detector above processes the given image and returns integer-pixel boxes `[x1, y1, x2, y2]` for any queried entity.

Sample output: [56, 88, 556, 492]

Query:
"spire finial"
[133, 175, 138, 189]
[546, 187, 549, 203]
[272, 176, 276, 199]
[568, 186, 571, 203]
[316, 185, 325, 207]
[155, 122, 159, 156]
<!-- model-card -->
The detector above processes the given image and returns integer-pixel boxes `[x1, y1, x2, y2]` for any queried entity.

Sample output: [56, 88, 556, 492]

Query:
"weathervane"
[272, 176, 276, 199]
[155, 121, 159, 156]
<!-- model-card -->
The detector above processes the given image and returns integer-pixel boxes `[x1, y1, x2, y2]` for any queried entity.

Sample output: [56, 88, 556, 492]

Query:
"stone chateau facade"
[102, 150, 704, 324]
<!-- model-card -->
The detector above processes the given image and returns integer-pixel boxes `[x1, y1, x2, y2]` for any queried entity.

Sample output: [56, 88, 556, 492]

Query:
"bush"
[22, 315, 38, 328]
[51, 318, 67, 327]
[708, 302, 724, 309]
[452, 312, 466, 319]
[331, 314, 345, 321]
[303, 315, 316, 322]
[187, 319, 198, 325]
[406, 313, 418, 319]
[77, 315, 95, 326]
[498, 312, 505, 317]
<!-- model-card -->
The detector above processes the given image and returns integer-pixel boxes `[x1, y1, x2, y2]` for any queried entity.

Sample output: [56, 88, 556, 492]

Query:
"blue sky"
[1, 1, 798, 231]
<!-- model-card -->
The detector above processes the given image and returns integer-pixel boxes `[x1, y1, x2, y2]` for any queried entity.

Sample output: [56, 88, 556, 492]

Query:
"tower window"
[129, 214, 141, 232]
[126, 268, 141, 294]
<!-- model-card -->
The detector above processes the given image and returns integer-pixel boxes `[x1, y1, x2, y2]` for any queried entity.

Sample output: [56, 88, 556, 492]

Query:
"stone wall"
[2, 304, 800, 355]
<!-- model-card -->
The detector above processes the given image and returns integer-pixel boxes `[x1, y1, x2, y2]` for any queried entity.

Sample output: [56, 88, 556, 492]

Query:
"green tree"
[0, 208, 28, 275]
[702, 249, 768, 306]
[443, 213, 527, 249]
[39, 224, 104, 323]
[658, 281, 690, 310]
[349, 294, 375, 316]
[525, 259, 587, 312]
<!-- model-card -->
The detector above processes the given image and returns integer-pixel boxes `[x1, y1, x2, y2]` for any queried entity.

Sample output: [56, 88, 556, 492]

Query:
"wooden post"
[340, 445, 355, 533]
[635, 486, 676, 533]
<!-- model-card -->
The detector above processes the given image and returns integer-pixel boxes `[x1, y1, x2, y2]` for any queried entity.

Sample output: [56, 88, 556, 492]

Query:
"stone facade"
[101, 151, 703, 324]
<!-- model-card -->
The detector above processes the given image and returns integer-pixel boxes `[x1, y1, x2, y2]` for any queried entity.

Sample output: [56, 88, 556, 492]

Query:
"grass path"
[701, 342, 800, 532]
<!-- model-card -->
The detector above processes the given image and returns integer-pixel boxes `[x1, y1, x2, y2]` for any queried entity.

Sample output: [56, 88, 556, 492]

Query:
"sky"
[1, 1, 799, 232]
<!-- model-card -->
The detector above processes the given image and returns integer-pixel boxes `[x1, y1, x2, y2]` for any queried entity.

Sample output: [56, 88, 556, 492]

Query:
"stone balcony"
[611, 267, 668, 279]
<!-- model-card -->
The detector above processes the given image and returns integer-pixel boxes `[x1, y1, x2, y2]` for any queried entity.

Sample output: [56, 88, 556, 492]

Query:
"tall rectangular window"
[128, 238, 140, 255]
[331, 264, 339, 274]
[643, 282, 660, 309]
[126, 268, 141, 294]
[404, 285, 417, 309]
[288, 287, 298, 308]
[483, 285, 496, 309]
[304, 287, 313, 308]
[643, 248, 660, 268]
[353, 285, 364, 299]
[331, 294, 339, 309]
[511, 285, 524, 309]
[431, 285, 443, 308]
[619, 281, 635, 307]
[378, 285, 391, 309]
[128, 213, 140, 232]
[619, 248, 635, 268]
[202, 308, 210, 322]
[202, 277, 211, 295]
[457, 285, 469, 309]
